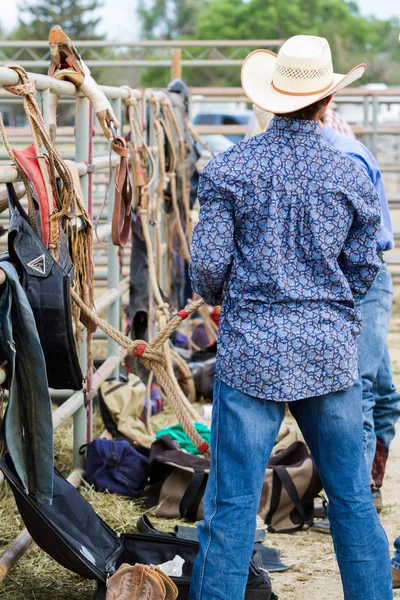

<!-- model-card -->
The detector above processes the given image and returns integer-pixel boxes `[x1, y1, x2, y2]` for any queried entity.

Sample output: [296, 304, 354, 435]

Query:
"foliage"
[196, 0, 400, 85]
[138, 0, 400, 86]
[13, 0, 104, 40]
[138, 0, 205, 40]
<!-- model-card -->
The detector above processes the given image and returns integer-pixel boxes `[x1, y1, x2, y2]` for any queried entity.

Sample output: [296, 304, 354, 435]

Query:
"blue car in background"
[192, 112, 252, 144]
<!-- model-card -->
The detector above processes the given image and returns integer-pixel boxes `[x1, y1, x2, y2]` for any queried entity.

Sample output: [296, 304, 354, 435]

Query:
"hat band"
[271, 79, 334, 97]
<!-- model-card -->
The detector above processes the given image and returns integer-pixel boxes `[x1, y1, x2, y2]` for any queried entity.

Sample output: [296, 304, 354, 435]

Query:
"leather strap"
[266, 467, 305, 533]
[111, 136, 132, 247]
[179, 470, 208, 522]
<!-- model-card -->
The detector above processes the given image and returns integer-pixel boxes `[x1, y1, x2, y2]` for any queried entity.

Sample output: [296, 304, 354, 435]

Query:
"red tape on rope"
[197, 442, 209, 454]
[135, 344, 147, 357]
[177, 310, 189, 320]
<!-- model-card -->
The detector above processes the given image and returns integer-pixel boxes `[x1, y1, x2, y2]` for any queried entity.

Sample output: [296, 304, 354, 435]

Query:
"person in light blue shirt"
[312, 123, 400, 544]
[321, 124, 394, 253]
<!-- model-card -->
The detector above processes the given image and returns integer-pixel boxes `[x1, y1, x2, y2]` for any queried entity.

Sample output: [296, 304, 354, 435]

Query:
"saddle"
[7, 182, 83, 390]
[48, 25, 120, 140]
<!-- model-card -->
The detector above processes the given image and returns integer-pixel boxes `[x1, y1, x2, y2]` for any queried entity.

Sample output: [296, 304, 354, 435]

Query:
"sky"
[1, 0, 399, 41]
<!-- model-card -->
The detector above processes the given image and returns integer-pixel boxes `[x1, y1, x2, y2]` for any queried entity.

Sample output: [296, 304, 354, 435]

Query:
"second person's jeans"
[355, 262, 400, 477]
[394, 536, 400, 571]
[189, 378, 393, 600]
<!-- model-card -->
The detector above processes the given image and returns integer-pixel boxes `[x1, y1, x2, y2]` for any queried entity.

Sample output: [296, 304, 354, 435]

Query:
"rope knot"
[135, 343, 147, 357]
[127, 339, 165, 366]
[3, 65, 35, 97]
[121, 85, 138, 107]
[3, 81, 35, 97]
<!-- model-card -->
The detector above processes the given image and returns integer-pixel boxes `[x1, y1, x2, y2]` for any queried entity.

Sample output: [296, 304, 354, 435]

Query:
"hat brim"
[241, 49, 366, 114]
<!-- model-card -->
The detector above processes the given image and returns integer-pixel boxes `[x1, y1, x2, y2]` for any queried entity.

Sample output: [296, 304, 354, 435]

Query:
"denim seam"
[196, 378, 221, 600]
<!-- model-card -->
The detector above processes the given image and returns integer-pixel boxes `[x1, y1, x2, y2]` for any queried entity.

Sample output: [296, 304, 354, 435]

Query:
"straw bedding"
[0, 408, 186, 600]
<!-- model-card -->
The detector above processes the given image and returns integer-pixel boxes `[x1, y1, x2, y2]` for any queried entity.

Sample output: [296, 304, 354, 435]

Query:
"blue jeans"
[0, 261, 54, 503]
[355, 263, 400, 477]
[190, 378, 392, 600]
[394, 537, 400, 570]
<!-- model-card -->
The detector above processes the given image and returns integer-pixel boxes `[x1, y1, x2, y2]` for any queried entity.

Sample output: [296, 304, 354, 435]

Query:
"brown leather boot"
[393, 567, 400, 589]
[106, 563, 166, 600]
[106, 564, 135, 600]
[371, 440, 388, 490]
[149, 565, 178, 600]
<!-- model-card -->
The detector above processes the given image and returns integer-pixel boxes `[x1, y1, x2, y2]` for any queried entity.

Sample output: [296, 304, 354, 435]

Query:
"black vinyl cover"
[0, 454, 196, 589]
[6, 182, 83, 390]
[0, 455, 276, 600]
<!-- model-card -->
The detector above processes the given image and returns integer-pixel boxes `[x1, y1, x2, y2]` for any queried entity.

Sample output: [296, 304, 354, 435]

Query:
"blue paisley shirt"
[189, 117, 381, 402]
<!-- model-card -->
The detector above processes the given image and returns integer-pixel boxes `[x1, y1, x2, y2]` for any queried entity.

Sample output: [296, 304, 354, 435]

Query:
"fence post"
[73, 96, 91, 467]
[171, 49, 182, 80]
[107, 98, 122, 379]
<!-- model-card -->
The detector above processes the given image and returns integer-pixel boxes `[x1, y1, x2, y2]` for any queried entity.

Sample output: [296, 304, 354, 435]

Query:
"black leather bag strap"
[266, 467, 305, 533]
[6, 182, 30, 222]
[179, 470, 208, 522]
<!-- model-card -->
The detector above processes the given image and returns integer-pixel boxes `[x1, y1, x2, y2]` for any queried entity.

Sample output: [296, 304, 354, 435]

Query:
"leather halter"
[111, 136, 132, 247]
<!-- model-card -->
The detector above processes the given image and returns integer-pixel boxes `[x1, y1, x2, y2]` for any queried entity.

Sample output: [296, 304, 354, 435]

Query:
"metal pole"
[73, 96, 90, 467]
[41, 88, 51, 129]
[371, 95, 379, 157]
[107, 98, 122, 379]
[363, 95, 370, 149]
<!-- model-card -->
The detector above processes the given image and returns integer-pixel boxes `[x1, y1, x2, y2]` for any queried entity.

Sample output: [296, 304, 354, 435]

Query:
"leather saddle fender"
[6, 182, 83, 391]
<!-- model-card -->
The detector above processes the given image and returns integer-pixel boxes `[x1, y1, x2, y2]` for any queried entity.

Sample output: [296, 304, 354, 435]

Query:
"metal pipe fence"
[0, 64, 135, 474]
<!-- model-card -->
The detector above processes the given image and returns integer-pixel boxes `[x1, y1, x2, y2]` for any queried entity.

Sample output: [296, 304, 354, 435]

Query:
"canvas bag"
[98, 374, 155, 448]
[258, 441, 323, 533]
[147, 438, 321, 531]
[145, 436, 210, 522]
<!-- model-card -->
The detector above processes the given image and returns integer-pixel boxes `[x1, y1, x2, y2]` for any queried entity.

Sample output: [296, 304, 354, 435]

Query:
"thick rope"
[3, 66, 76, 231]
[71, 290, 209, 455]
[163, 101, 192, 244]
[0, 114, 39, 234]
[1, 66, 94, 341]
[123, 88, 202, 427]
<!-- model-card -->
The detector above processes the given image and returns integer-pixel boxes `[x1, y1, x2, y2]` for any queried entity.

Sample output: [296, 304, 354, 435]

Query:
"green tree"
[138, 0, 205, 40]
[14, 0, 104, 40]
[196, 0, 399, 85]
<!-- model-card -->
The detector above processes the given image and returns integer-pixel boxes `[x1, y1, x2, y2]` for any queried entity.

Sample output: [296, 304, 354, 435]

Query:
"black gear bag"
[0, 453, 276, 600]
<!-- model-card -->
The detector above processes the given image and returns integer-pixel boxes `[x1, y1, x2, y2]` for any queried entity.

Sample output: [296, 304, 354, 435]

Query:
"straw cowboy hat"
[241, 35, 366, 115]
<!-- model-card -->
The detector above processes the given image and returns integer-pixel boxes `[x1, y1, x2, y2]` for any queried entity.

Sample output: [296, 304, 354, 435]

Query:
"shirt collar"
[268, 116, 321, 136]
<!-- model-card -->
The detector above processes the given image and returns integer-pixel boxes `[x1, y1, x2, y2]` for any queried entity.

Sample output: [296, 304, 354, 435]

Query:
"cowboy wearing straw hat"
[189, 35, 393, 600]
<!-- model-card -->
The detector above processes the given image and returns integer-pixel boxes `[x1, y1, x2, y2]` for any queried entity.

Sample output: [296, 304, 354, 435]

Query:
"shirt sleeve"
[338, 171, 381, 297]
[189, 165, 235, 306]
